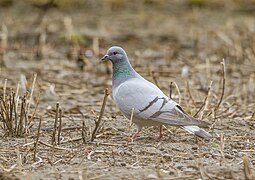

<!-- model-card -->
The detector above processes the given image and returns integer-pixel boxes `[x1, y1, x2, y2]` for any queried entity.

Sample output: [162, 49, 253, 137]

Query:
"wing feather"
[113, 78, 210, 127]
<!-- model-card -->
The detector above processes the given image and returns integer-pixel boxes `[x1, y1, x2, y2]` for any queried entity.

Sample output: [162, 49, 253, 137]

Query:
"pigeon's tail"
[182, 125, 212, 140]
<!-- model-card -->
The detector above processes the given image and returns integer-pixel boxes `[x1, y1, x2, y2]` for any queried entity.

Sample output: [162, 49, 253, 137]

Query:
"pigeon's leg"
[158, 125, 163, 139]
[131, 125, 142, 139]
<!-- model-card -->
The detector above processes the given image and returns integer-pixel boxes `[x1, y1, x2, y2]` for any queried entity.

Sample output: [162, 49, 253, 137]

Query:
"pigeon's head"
[101, 46, 127, 63]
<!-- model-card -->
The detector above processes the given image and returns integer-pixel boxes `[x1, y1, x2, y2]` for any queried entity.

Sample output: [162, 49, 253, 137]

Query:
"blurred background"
[1, 0, 255, 61]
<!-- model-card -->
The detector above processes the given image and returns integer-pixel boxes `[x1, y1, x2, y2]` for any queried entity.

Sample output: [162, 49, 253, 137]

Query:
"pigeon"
[102, 46, 211, 140]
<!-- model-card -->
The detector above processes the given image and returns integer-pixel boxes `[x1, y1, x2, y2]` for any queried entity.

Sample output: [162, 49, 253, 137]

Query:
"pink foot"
[131, 132, 140, 139]
[158, 125, 163, 140]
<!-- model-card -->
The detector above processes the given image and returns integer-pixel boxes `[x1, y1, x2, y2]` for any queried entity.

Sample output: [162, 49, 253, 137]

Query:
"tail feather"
[182, 125, 212, 140]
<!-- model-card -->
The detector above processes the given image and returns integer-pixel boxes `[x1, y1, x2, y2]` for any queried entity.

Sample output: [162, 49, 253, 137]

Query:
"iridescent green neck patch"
[113, 61, 132, 80]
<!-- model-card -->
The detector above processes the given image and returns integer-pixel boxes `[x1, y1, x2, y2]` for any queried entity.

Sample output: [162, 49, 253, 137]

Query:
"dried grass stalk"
[91, 88, 109, 141]
[82, 120, 86, 143]
[172, 81, 181, 105]
[214, 59, 226, 113]
[243, 155, 255, 180]
[0, 91, 30, 137]
[220, 133, 225, 166]
[34, 116, 42, 161]
[52, 103, 59, 145]
[57, 108, 62, 145]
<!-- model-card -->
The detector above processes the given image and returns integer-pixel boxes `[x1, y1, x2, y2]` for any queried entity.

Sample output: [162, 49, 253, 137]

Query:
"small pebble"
[147, 174, 158, 179]
[120, 162, 126, 166]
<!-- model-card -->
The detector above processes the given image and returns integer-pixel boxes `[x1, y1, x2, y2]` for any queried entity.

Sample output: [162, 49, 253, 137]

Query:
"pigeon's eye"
[113, 52, 118, 55]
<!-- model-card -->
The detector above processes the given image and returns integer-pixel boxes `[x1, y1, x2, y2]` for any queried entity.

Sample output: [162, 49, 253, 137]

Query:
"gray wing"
[113, 78, 209, 127]
[146, 103, 209, 127]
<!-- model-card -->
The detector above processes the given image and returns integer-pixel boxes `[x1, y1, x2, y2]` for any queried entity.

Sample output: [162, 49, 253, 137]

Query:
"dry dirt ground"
[0, 0, 255, 179]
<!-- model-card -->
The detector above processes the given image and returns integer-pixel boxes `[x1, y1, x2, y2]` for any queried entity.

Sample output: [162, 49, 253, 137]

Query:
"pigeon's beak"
[101, 54, 109, 61]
